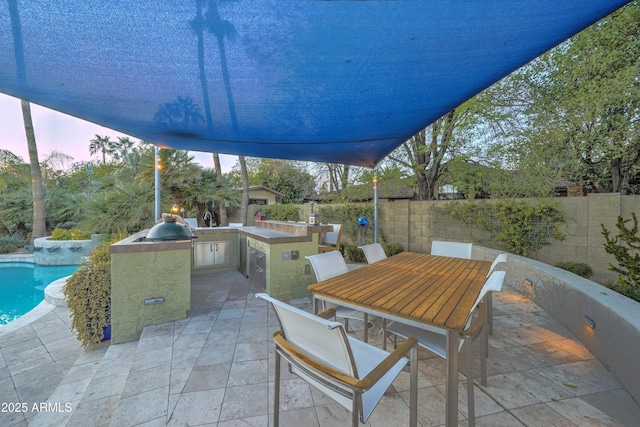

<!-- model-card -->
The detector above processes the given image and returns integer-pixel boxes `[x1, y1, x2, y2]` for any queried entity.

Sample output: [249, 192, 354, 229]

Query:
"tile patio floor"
[1, 269, 640, 426]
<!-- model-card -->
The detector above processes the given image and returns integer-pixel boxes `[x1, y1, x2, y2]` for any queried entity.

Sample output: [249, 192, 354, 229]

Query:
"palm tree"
[89, 134, 114, 164]
[238, 156, 249, 225]
[21, 100, 47, 242]
[9, 0, 46, 242]
[115, 137, 135, 162]
[191, 0, 237, 226]
[212, 153, 228, 225]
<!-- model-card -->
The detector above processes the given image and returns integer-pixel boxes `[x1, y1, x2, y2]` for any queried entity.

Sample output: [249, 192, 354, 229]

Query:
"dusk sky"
[0, 93, 237, 172]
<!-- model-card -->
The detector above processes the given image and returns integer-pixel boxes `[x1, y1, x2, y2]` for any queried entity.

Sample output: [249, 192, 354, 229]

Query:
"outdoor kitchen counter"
[238, 221, 332, 244]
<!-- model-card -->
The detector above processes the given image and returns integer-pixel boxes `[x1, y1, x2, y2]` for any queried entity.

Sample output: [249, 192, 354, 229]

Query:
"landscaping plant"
[602, 212, 640, 302]
[554, 261, 593, 279]
[63, 239, 111, 346]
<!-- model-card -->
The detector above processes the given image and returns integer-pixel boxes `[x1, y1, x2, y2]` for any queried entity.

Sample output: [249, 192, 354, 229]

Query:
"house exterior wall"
[248, 188, 279, 205]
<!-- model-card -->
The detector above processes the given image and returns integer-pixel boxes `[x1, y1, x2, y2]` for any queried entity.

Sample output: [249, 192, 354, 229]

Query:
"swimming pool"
[0, 262, 78, 325]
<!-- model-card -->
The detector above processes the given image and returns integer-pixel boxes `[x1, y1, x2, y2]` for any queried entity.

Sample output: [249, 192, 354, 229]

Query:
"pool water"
[0, 263, 78, 325]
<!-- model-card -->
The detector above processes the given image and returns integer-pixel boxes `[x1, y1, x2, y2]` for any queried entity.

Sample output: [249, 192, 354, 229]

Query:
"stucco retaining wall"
[474, 246, 640, 405]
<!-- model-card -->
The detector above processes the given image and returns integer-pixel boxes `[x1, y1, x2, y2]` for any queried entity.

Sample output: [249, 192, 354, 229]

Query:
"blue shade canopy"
[0, 1, 631, 167]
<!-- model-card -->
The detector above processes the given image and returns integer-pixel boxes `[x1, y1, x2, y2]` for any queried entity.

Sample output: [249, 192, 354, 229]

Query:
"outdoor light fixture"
[583, 315, 596, 329]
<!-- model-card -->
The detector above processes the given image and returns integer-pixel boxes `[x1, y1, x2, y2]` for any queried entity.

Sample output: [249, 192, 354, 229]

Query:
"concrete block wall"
[297, 194, 640, 284]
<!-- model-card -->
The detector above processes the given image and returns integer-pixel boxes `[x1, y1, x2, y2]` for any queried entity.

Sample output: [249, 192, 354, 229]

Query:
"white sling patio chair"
[318, 223, 343, 253]
[430, 240, 473, 259]
[384, 270, 506, 427]
[257, 293, 418, 427]
[305, 251, 380, 342]
[485, 253, 508, 338]
[358, 243, 387, 264]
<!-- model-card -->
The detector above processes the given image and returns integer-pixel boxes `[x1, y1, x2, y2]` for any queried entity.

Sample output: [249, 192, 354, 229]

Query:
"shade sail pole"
[154, 146, 161, 222]
[373, 168, 378, 244]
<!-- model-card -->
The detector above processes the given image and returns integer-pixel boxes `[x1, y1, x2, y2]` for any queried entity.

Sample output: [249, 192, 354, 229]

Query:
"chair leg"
[480, 326, 487, 387]
[410, 343, 418, 427]
[274, 351, 281, 427]
[344, 318, 349, 334]
[466, 342, 475, 427]
[363, 313, 368, 343]
[382, 319, 387, 351]
[484, 293, 492, 359]
[352, 393, 359, 427]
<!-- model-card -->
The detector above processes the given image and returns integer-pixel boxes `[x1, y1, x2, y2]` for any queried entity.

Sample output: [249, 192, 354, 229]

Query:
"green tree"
[388, 103, 482, 200]
[485, 2, 640, 194]
[245, 159, 316, 204]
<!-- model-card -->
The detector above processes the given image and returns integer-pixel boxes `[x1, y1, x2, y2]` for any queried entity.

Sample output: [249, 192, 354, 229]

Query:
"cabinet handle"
[215, 243, 218, 251]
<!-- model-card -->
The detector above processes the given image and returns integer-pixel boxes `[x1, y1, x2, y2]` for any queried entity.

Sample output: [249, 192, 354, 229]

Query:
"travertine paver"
[2, 268, 640, 426]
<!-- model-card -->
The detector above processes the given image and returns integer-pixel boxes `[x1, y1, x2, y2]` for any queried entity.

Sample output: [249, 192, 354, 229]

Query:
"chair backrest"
[487, 253, 507, 277]
[458, 270, 506, 348]
[322, 224, 343, 247]
[473, 270, 506, 309]
[184, 218, 198, 229]
[359, 243, 387, 264]
[306, 251, 349, 281]
[256, 292, 357, 377]
[430, 240, 473, 259]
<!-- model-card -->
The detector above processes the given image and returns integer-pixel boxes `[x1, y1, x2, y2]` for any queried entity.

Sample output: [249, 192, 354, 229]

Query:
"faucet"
[203, 211, 213, 227]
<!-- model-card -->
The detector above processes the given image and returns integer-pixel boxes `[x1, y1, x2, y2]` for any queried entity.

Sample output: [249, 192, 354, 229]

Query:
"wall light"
[583, 315, 596, 329]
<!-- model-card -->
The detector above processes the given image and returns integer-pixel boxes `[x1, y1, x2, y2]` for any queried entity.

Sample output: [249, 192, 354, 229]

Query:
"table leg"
[446, 330, 458, 427]
[313, 297, 319, 314]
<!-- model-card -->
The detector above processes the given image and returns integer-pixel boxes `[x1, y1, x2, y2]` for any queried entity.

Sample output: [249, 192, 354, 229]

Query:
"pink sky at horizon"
[0, 93, 237, 172]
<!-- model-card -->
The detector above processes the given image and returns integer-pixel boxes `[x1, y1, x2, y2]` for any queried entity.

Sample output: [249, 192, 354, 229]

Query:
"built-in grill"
[249, 247, 266, 290]
[145, 216, 195, 241]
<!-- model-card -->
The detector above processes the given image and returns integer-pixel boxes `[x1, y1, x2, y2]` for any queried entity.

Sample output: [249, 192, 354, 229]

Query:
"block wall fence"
[295, 193, 640, 285]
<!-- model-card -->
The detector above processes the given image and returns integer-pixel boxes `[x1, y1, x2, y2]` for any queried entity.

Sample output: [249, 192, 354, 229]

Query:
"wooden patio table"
[308, 251, 492, 427]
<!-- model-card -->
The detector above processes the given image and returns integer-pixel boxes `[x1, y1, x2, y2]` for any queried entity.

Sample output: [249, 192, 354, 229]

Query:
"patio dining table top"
[307, 251, 492, 332]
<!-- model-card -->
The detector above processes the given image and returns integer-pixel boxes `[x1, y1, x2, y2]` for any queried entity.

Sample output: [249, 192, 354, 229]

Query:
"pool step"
[44, 277, 70, 307]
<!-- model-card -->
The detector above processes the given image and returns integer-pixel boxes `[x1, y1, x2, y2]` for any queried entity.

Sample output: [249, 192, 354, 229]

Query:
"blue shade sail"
[0, 1, 631, 167]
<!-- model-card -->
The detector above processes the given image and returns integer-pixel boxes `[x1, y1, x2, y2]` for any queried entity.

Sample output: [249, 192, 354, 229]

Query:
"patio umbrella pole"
[155, 146, 160, 222]
[374, 168, 378, 243]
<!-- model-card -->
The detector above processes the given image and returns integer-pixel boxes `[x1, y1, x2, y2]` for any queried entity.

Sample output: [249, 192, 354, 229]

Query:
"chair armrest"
[355, 336, 417, 391]
[460, 303, 486, 339]
[272, 331, 361, 388]
[315, 307, 337, 319]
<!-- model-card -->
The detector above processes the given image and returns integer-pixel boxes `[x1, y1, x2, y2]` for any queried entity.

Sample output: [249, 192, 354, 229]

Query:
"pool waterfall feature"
[33, 234, 104, 265]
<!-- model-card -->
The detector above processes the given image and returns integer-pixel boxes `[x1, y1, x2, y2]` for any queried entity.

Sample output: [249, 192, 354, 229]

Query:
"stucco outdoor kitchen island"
[109, 221, 331, 342]
[234, 221, 332, 300]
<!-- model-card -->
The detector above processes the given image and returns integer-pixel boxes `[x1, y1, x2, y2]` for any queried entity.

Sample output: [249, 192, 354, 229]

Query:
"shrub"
[555, 261, 593, 278]
[602, 212, 640, 302]
[50, 227, 91, 241]
[342, 244, 366, 263]
[383, 242, 404, 257]
[0, 235, 25, 254]
[63, 241, 112, 346]
[260, 204, 300, 221]
[317, 204, 384, 244]
[341, 242, 404, 263]
[434, 199, 566, 257]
